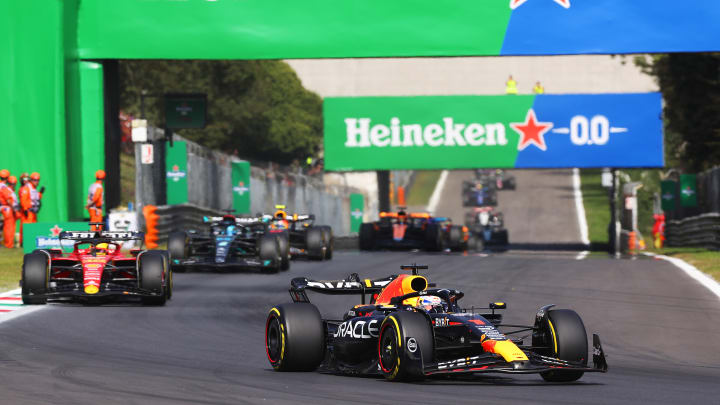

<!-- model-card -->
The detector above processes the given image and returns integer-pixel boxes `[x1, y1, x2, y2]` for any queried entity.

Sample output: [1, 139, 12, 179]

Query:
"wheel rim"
[266, 317, 282, 364]
[378, 324, 398, 373]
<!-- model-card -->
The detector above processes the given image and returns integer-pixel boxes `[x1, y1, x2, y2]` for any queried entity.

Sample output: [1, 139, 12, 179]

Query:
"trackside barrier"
[143, 205, 159, 248]
[665, 213, 720, 249]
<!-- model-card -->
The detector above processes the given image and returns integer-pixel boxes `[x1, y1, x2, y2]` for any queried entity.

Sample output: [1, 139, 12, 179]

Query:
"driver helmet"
[95, 243, 110, 256]
[226, 225, 237, 236]
[406, 295, 444, 312]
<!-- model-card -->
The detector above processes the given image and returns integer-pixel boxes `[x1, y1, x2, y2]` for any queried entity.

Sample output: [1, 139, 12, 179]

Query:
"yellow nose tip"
[84, 285, 99, 294]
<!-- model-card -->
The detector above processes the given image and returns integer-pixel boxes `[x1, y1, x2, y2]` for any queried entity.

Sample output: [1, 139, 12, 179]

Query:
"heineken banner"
[680, 174, 698, 208]
[660, 181, 676, 212]
[350, 193, 364, 233]
[324, 94, 663, 171]
[23, 222, 88, 254]
[79, 1, 720, 59]
[166, 141, 189, 205]
[232, 161, 251, 214]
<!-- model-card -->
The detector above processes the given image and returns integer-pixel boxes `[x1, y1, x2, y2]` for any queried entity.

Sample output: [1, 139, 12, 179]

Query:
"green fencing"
[231, 161, 251, 214]
[23, 222, 88, 254]
[166, 141, 189, 205]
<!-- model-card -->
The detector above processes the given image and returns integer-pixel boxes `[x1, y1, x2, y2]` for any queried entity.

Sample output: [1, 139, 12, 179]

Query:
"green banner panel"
[350, 193, 364, 233]
[660, 180, 677, 212]
[325, 96, 534, 171]
[166, 141, 189, 205]
[680, 174, 698, 207]
[23, 222, 88, 254]
[77, 1, 510, 60]
[231, 161, 251, 214]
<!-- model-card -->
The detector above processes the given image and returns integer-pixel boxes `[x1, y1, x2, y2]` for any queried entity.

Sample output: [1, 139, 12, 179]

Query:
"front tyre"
[21, 252, 49, 305]
[359, 223, 375, 251]
[320, 226, 333, 260]
[378, 311, 433, 381]
[139, 251, 168, 306]
[533, 309, 588, 382]
[265, 303, 325, 371]
[305, 227, 325, 260]
[167, 231, 188, 273]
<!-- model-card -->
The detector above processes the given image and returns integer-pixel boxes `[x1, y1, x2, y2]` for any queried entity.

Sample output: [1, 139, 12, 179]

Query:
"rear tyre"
[21, 252, 49, 305]
[265, 303, 325, 371]
[168, 231, 188, 273]
[533, 309, 588, 382]
[258, 235, 282, 273]
[359, 223, 375, 251]
[467, 235, 482, 252]
[305, 227, 325, 260]
[424, 223, 444, 252]
[139, 251, 168, 306]
[448, 225, 463, 251]
[275, 231, 290, 271]
[378, 311, 433, 381]
[320, 226, 333, 260]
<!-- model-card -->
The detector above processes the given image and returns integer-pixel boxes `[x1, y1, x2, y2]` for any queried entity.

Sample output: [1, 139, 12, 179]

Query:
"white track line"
[427, 170, 449, 215]
[572, 168, 590, 246]
[643, 253, 720, 300]
[575, 250, 590, 260]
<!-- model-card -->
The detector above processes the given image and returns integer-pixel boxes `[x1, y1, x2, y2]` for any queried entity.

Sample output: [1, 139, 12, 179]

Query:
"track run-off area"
[0, 170, 718, 404]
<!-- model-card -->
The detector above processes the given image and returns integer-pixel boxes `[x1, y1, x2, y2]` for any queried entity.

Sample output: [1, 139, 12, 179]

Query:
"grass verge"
[406, 170, 441, 206]
[0, 249, 23, 292]
[651, 247, 720, 282]
[579, 169, 610, 246]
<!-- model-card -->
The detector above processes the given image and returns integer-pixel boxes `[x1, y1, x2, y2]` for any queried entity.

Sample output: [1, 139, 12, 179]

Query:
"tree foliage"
[119, 60, 323, 164]
[635, 54, 720, 171]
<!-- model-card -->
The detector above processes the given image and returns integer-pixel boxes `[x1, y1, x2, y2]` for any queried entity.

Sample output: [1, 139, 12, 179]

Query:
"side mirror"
[489, 302, 506, 310]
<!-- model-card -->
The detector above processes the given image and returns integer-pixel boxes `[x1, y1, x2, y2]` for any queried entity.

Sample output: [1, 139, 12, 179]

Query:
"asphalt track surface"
[0, 250, 719, 404]
[1, 170, 719, 404]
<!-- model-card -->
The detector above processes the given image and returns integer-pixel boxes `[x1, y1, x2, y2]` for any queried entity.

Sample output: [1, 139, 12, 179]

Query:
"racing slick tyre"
[467, 235, 483, 252]
[265, 303, 325, 372]
[139, 251, 168, 306]
[447, 225, 464, 251]
[21, 251, 49, 305]
[168, 231, 188, 273]
[378, 311, 434, 381]
[305, 227, 326, 260]
[275, 231, 291, 271]
[320, 226, 334, 260]
[359, 223, 375, 251]
[533, 309, 588, 382]
[424, 223, 445, 252]
[259, 235, 282, 273]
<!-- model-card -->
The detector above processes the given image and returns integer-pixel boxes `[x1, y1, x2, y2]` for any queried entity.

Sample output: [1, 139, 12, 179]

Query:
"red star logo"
[510, 0, 570, 9]
[50, 225, 63, 236]
[238, 181, 244, 187]
[172, 165, 179, 172]
[510, 109, 554, 151]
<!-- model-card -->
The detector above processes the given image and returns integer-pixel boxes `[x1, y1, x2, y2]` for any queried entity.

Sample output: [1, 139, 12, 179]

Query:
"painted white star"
[510, 0, 570, 10]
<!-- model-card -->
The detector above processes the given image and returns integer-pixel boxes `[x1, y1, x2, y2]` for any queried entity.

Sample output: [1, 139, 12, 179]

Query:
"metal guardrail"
[666, 212, 720, 249]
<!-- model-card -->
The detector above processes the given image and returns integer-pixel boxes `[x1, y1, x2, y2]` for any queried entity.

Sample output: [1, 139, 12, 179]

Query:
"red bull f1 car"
[358, 209, 471, 252]
[265, 264, 607, 382]
[261, 205, 333, 263]
[21, 230, 172, 305]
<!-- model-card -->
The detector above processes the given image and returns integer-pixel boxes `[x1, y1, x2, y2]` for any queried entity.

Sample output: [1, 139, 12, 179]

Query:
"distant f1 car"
[358, 208, 470, 252]
[265, 264, 607, 381]
[462, 181, 498, 207]
[475, 169, 516, 190]
[465, 207, 509, 248]
[21, 229, 172, 305]
[261, 205, 333, 262]
[168, 214, 285, 273]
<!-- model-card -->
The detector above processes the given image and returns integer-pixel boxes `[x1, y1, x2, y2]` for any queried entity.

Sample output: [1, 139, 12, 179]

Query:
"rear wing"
[289, 274, 396, 304]
[58, 231, 145, 241]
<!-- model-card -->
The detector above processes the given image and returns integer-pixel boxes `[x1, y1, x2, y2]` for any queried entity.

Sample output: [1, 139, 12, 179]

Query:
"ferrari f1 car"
[265, 264, 607, 381]
[168, 214, 286, 272]
[261, 205, 333, 262]
[358, 209, 471, 252]
[465, 207, 509, 248]
[462, 181, 498, 207]
[21, 229, 172, 305]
